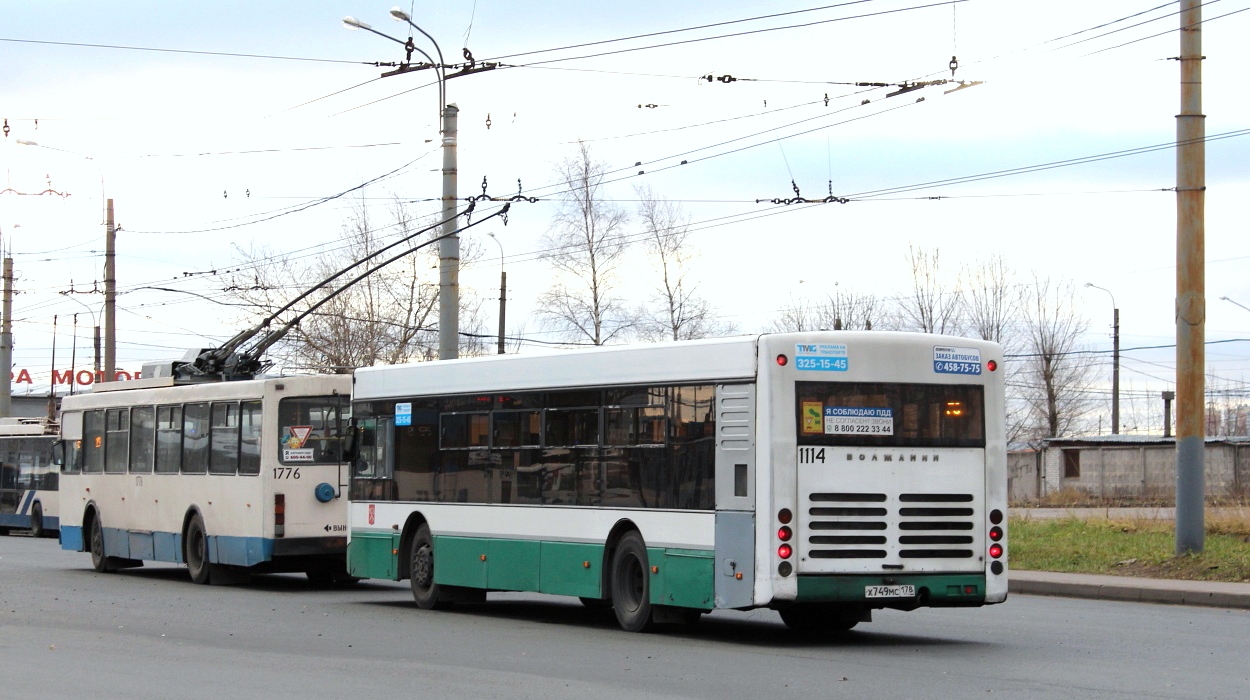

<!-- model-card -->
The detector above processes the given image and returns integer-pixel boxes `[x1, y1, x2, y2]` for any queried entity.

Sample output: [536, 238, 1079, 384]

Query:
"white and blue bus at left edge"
[0, 417, 60, 538]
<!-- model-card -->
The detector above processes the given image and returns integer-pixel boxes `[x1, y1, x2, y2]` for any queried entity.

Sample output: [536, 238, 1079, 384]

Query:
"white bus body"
[347, 332, 1007, 631]
[0, 418, 60, 537]
[58, 374, 353, 583]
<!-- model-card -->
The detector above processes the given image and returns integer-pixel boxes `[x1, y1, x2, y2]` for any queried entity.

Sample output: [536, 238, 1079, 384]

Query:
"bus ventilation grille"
[806, 492, 888, 559]
[897, 493, 975, 558]
[805, 492, 976, 560]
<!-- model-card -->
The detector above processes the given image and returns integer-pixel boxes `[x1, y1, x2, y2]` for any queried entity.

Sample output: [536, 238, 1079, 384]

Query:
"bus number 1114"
[798, 447, 826, 464]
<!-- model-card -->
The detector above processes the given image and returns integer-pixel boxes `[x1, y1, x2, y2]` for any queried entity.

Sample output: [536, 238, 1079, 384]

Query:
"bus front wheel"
[610, 531, 654, 633]
[30, 502, 44, 538]
[89, 515, 116, 573]
[185, 515, 213, 585]
[409, 524, 452, 610]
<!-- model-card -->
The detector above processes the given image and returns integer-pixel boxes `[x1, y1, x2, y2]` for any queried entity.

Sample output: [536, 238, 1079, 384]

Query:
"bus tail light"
[777, 526, 792, 542]
[989, 526, 1003, 542]
[988, 543, 1003, 559]
[777, 508, 792, 524]
[776, 354, 788, 367]
[778, 544, 792, 559]
[275, 493, 285, 538]
[987, 360, 998, 372]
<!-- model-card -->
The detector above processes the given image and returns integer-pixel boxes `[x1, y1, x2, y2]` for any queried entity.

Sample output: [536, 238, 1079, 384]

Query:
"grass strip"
[1008, 515, 1250, 583]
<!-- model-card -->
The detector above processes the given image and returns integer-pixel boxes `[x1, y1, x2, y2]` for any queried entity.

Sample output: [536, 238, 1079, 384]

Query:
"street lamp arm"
[342, 17, 408, 46]
[1220, 296, 1250, 314]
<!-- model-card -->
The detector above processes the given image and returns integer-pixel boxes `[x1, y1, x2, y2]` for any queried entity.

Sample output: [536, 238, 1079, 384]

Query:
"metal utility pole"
[1112, 307, 1120, 434]
[438, 105, 460, 360]
[1175, 0, 1205, 554]
[47, 315, 57, 421]
[0, 256, 13, 417]
[487, 232, 506, 354]
[103, 199, 117, 382]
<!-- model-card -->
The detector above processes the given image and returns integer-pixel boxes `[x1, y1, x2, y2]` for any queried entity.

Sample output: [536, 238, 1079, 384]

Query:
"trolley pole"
[103, 199, 117, 383]
[1175, 0, 1205, 554]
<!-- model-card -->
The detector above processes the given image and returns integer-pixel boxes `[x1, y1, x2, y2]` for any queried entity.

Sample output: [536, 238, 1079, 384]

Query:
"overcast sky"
[3, 1, 1249, 425]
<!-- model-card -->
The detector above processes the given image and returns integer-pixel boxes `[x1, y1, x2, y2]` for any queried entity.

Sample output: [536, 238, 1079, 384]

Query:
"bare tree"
[961, 254, 1018, 344]
[224, 196, 487, 372]
[768, 285, 879, 332]
[1017, 275, 1096, 438]
[896, 245, 962, 334]
[634, 184, 735, 341]
[536, 141, 634, 345]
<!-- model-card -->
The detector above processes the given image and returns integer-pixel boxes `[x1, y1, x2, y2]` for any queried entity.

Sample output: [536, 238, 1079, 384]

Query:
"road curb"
[1010, 570, 1250, 610]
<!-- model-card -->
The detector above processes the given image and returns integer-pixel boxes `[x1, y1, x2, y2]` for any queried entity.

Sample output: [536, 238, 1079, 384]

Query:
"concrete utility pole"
[487, 232, 506, 354]
[103, 199, 117, 382]
[1175, 0, 1205, 554]
[438, 105, 460, 360]
[1085, 283, 1120, 434]
[0, 257, 13, 417]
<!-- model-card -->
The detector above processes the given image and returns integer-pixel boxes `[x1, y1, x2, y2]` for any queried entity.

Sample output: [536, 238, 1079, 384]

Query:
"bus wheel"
[410, 524, 452, 610]
[778, 604, 863, 634]
[610, 531, 654, 633]
[185, 515, 213, 585]
[30, 503, 44, 538]
[89, 515, 116, 573]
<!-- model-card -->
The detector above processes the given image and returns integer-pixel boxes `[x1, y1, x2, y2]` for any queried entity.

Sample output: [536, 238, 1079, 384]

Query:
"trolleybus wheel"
[610, 531, 654, 633]
[30, 502, 44, 539]
[185, 514, 213, 585]
[410, 524, 452, 609]
[89, 515, 116, 573]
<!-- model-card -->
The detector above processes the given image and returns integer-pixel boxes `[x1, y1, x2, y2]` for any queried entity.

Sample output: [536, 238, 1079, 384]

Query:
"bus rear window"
[278, 396, 351, 465]
[795, 382, 985, 448]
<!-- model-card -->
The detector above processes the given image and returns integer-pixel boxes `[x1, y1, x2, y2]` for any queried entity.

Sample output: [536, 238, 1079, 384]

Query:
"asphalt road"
[2, 534, 1246, 700]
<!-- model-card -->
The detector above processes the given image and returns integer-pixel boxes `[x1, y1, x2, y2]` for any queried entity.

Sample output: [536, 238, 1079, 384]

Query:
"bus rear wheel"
[185, 514, 213, 585]
[409, 524, 452, 610]
[610, 531, 654, 633]
[778, 604, 864, 634]
[30, 503, 44, 538]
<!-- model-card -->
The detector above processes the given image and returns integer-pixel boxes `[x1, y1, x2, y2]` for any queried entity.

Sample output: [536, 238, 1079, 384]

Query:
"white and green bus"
[347, 332, 1007, 632]
[58, 373, 354, 584]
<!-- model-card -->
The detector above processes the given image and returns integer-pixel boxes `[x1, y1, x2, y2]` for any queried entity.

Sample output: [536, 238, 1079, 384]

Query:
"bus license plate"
[865, 585, 915, 599]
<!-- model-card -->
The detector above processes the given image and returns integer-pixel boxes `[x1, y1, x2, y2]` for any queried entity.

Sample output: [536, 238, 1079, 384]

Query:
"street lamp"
[61, 290, 103, 379]
[344, 9, 460, 361]
[486, 233, 506, 354]
[1085, 282, 1120, 434]
[1219, 296, 1250, 314]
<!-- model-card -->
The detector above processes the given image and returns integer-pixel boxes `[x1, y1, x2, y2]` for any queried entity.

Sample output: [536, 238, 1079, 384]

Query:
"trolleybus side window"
[239, 401, 262, 475]
[209, 402, 240, 475]
[181, 402, 210, 474]
[155, 405, 182, 473]
[129, 406, 155, 473]
[83, 410, 105, 473]
[104, 408, 129, 473]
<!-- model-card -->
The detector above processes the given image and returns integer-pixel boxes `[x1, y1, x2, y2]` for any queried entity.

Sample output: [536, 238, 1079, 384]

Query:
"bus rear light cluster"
[274, 493, 285, 538]
[777, 507, 794, 576]
[987, 509, 1005, 574]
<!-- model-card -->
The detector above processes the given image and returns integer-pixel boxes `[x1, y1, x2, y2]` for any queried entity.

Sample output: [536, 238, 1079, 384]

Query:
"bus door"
[713, 383, 756, 609]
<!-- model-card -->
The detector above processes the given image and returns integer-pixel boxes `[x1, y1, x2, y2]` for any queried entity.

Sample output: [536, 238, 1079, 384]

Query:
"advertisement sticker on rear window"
[933, 346, 982, 375]
[795, 343, 848, 372]
[824, 406, 894, 435]
[395, 402, 413, 427]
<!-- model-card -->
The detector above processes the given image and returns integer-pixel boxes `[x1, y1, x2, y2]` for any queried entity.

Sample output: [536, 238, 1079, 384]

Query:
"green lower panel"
[347, 531, 399, 580]
[540, 541, 603, 598]
[796, 573, 986, 606]
[488, 539, 542, 591]
[434, 536, 488, 588]
[649, 547, 714, 610]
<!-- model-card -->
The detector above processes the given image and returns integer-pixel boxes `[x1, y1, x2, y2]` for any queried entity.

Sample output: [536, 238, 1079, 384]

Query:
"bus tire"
[185, 514, 213, 585]
[89, 514, 116, 573]
[778, 604, 863, 634]
[30, 502, 44, 538]
[409, 524, 452, 610]
[610, 531, 654, 633]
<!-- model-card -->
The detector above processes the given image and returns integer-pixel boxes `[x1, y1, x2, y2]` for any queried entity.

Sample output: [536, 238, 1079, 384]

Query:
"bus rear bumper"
[793, 573, 988, 609]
